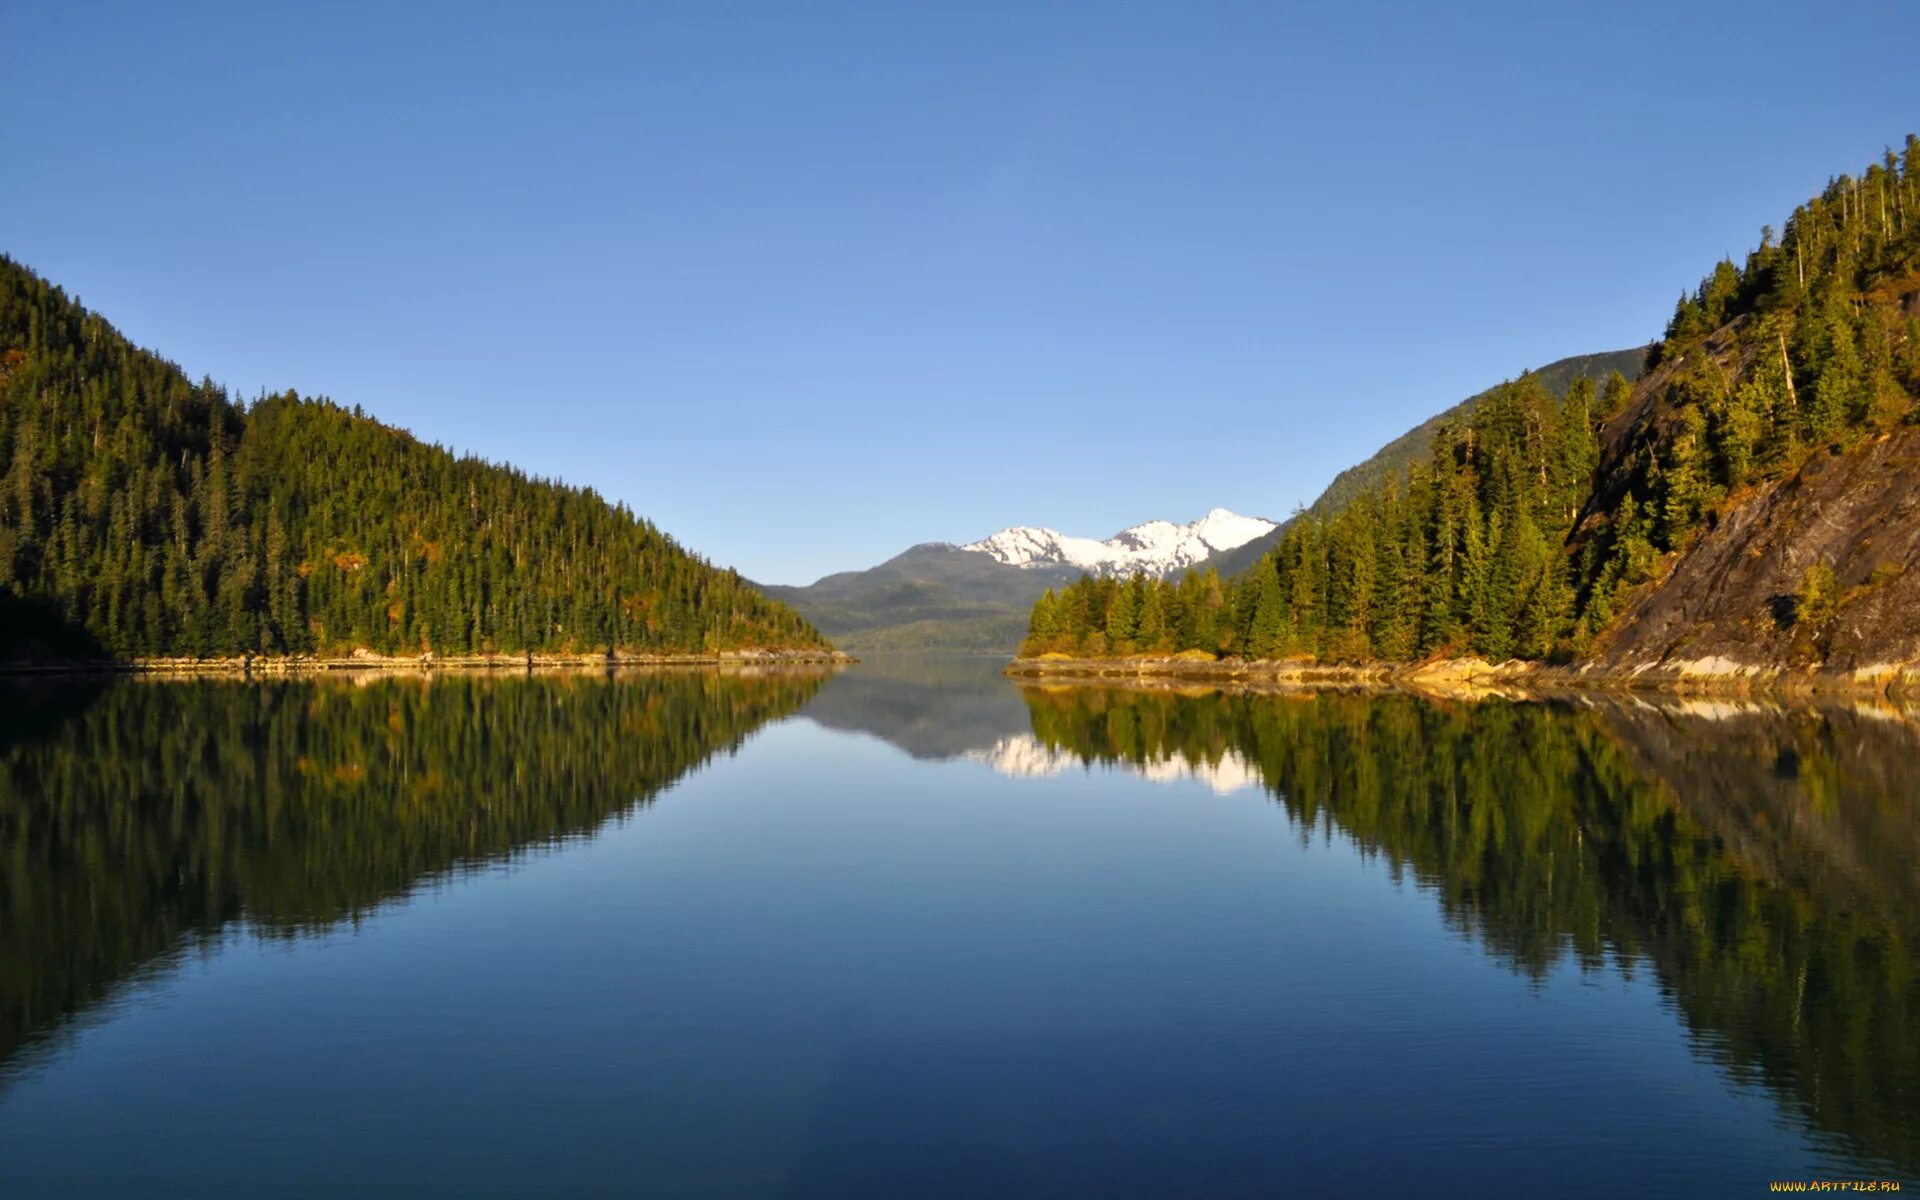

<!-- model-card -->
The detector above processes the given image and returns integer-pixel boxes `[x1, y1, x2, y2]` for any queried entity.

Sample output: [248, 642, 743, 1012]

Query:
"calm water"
[1, 659, 1916, 1197]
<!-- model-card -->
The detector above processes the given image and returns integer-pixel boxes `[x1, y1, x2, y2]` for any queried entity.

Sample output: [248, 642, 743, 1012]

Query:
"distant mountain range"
[964, 508, 1276, 576]
[758, 509, 1274, 653]
[766, 351, 1651, 653]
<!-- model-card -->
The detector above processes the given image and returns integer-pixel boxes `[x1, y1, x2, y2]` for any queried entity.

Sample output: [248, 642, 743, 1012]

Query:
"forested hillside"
[1197, 346, 1646, 580]
[0, 258, 829, 660]
[1023, 137, 1920, 666]
[1306, 347, 1649, 522]
[0, 669, 829, 1071]
[1025, 370, 1621, 660]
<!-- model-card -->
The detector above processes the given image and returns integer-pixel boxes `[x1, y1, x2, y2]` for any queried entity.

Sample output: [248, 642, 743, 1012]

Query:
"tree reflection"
[1016, 684, 1920, 1174]
[0, 668, 829, 1075]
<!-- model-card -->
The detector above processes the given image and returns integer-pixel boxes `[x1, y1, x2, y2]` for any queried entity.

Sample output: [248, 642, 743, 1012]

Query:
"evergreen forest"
[0, 668, 830, 1068]
[1022, 137, 1920, 662]
[0, 258, 829, 660]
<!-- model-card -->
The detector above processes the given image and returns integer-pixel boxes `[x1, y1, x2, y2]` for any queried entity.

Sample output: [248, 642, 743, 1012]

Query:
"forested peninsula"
[1016, 137, 1920, 689]
[0, 258, 836, 667]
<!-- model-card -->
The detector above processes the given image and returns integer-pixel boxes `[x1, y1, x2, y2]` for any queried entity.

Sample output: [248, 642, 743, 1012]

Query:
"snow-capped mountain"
[755, 507, 1280, 652]
[962, 508, 1275, 578]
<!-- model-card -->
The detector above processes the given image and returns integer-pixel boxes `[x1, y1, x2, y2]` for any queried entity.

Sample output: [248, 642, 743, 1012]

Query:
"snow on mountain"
[962, 507, 1276, 577]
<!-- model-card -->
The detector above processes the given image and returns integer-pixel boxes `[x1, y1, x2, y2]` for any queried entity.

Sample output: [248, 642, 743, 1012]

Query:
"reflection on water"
[0, 668, 830, 1077]
[1012, 683, 1920, 1176]
[0, 661, 1916, 1191]
[798, 653, 1030, 759]
[964, 732, 1262, 793]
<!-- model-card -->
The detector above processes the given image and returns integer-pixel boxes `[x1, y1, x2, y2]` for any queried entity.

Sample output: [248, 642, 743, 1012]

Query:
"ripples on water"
[0, 658, 1914, 1196]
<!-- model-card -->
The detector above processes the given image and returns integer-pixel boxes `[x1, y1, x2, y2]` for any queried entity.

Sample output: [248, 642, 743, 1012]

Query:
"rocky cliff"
[1588, 428, 1920, 684]
[1582, 276, 1920, 686]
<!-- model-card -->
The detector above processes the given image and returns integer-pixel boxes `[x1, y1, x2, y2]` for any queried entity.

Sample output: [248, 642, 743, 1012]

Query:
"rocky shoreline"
[1003, 652, 1920, 696]
[0, 648, 856, 677]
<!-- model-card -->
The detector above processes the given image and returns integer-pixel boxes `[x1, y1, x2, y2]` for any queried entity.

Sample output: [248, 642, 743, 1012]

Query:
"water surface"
[1, 659, 1915, 1196]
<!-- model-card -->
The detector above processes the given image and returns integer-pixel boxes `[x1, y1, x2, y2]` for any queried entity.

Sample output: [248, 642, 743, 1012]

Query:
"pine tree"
[1245, 564, 1285, 659]
[1135, 578, 1168, 651]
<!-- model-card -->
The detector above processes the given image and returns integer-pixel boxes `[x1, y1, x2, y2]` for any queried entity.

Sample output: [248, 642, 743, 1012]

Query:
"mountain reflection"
[1013, 683, 1920, 1175]
[799, 654, 1031, 760]
[964, 733, 1262, 794]
[0, 667, 829, 1078]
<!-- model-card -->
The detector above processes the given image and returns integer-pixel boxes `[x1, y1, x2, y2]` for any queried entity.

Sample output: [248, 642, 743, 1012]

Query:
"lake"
[1, 657, 1916, 1197]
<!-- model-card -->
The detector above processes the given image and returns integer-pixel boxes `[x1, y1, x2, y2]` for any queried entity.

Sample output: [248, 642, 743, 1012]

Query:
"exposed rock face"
[1591, 428, 1920, 684]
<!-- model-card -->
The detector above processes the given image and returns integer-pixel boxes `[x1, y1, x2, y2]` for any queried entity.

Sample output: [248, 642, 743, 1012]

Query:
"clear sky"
[6, 2, 1915, 584]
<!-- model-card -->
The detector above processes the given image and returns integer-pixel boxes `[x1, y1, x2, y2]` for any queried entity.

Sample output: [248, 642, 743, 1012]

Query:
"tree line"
[1025, 372, 1613, 660]
[0, 257, 829, 659]
[1024, 136, 1920, 662]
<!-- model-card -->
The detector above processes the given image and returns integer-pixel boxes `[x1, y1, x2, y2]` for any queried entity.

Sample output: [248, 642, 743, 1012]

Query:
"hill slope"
[1022, 135, 1920, 677]
[1308, 347, 1650, 521]
[1198, 346, 1647, 579]
[757, 542, 1083, 653]
[0, 257, 829, 660]
[1584, 422, 1920, 680]
[761, 510, 1274, 653]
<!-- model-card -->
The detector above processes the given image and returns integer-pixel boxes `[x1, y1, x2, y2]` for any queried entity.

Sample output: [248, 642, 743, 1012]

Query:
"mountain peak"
[962, 508, 1276, 577]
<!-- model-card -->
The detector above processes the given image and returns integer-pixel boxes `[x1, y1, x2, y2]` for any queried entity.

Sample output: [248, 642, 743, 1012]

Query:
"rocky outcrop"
[1587, 428, 1920, 686]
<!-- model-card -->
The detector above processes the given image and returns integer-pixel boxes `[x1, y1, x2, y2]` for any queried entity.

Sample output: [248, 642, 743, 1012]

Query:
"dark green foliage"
[1024, 376, 1597, 661]
[1304, 349, 1648, 522]
[0, 668, 828, 1068]
[1025, 564, 1238, 659]
[1025, 136, 1920, 662]
[0, 258, 828, 658]
[1016, 685, 1920, 1170]
[1574, 138, 1920, 626]
[1201, 348, 1649, 581]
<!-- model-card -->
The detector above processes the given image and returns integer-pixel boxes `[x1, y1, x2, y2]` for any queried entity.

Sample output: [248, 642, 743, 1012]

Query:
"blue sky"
[6, 2, 1916, 584]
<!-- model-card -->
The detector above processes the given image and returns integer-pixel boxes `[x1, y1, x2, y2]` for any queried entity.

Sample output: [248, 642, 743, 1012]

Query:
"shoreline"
[0, 649, 856, 678]
[1002, 653, 1920, 697]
